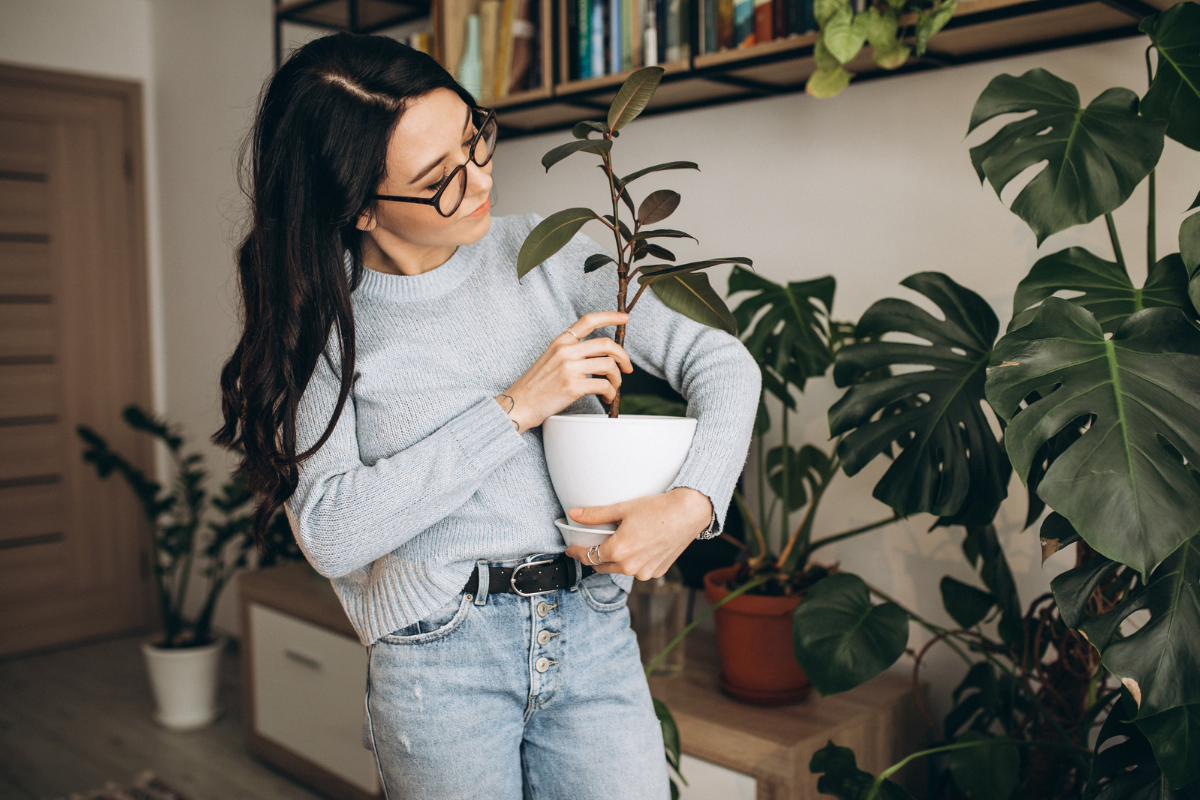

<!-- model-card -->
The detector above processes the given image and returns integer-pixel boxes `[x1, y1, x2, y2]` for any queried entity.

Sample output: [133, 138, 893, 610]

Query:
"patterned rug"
[52, 772, 192, 800]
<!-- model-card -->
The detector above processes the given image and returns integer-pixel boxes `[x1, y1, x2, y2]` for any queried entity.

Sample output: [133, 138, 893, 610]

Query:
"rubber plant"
[807, 0, 959, 99]
[787, 5, 1200, 798]
[78, 405, 301, 648]
[516, 66, 753, 417]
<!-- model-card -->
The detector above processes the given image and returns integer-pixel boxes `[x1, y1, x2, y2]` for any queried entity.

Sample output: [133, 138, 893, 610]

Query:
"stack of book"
[436, 0, 543, 102]
[562, 0, 691, 80]
[699, 0, 817, 55]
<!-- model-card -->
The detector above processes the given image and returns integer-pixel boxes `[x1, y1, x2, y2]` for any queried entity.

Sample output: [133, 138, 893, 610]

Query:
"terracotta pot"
[703, 565, 812, 706]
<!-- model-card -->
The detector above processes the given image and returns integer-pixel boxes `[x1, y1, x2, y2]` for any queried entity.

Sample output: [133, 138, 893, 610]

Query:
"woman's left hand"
[563, 487, 713, 580]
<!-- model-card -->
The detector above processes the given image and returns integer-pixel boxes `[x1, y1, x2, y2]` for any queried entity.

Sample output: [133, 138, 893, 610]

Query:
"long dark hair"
[213, 33, 475, 548]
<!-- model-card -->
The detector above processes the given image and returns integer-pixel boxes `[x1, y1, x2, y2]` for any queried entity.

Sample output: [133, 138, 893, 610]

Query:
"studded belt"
[463, 555, 596, 598]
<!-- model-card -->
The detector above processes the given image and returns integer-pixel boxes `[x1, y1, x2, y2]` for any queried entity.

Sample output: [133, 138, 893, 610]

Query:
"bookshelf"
[274, 0, 1187, 139]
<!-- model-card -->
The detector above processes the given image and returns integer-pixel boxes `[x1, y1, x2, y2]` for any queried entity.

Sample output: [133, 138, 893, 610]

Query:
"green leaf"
[643, 243, 675, 261]
[637, 190, 681, 226]
[985, 299, 1200, 577]
[915, 1, 956, 57]
[584, 253, 614, 273]
[813, 0, 845, 27]
[808, 741, 916, 800]
[1086, 692, 1198, 798]
[822, 6, 869, 65]
[968, 69, 1167, 244]
[862, 8, 910, 70]
[572, 120, 606, 139]
[962, 524, 1024, 645]
[638, 257, 752, 281]
[1184, 211, 1200, 314]
[1079, 536, 1200, 720]
[601, 213, 633, 242]
[608, 66, 664, 132]
[1012, 247, 1191, 334]
[948, 732, 1020, 800]
[1137, 704, 1200, 789]
[1050, 550, 1118, 628]
[629, 228, 696, 244]
[517, 208, 599, 279]
[654, 698, 684, 775]
[541, 138, 612, 171]
[828, 272, 1009, 525]
[648, 272, 737, 335]
[618, 160, 699, 189]
[1038, 510, 1081, 563]
[792, 573, 909, 695]
[767, 444, 834, 512]
[807, 38, 854, 98]
[729, 267, 835, 392]
[1140, 3, 1200, 151]
[940, 576, 995, 629]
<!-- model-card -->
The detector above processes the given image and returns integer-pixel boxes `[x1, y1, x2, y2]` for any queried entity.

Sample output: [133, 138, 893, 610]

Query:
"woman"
[215, 32, 759, 800]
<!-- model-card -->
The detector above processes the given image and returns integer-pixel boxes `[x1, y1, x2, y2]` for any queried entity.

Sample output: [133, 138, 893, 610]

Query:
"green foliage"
[791, 573, 909, 695]
[645, 272, 737, 335]
[78, 406, 301, 648]
[1140, 3, 1200, 152]
[517, 208, 599, 279]
[968, 69, 1166, 245]
[809, 741, 915, 800]
[828, 272, 1009, 527]
[654, 698, 688, 797]
[947, 731, 1020, 800]
[1084, 694, 1200, 799]
[939, 576, 994, 629]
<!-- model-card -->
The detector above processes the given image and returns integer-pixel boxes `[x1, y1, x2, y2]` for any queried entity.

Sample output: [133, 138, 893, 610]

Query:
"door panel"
[0, 65, 153, 655]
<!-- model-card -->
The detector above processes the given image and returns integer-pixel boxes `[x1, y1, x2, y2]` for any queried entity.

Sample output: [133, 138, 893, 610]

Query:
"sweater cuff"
[444, 396, 526, 472]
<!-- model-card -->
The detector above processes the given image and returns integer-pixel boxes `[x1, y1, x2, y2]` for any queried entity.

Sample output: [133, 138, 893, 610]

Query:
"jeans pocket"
[377, 592, 472, 645]
[579, 572, 630, 612]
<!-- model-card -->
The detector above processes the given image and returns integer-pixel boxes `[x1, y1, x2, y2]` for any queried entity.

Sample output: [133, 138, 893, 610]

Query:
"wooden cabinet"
[239, 563, 381, 800]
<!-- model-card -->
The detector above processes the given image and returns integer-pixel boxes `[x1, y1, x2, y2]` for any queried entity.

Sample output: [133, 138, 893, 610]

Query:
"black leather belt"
[464, 555, 596, 598]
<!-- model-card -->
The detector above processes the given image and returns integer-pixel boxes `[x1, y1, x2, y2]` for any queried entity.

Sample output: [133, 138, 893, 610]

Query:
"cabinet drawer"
[678, 754, 756, 800]
[249, 603, 379, 794]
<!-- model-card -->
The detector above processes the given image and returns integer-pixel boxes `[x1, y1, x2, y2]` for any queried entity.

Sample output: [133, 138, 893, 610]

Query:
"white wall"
[488, 36, 1200, 721]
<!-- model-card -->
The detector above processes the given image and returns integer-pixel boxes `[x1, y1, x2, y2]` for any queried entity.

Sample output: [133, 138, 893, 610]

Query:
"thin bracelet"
[498, 394, 519, 431]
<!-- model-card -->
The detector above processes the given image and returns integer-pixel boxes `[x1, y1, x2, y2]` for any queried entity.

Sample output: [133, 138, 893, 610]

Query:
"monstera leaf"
[1011, 247, 1191, 333]
[986, 299, 1200, 577]
[1140, 3, 1200, 152]
[767, 444, 835, 512]
[808, 742, 916, 800]
[1137, 703, 1200, 788]
[968, 69, 1166, 244]
[728, 267, 836, 392]
[1086, 692, 1200, 797]
[792, 573, 909, 695]
[828, 272, 1009, 524]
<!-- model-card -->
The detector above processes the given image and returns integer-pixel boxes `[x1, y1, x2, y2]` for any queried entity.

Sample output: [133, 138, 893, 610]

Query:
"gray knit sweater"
[285, 212, 760, 645]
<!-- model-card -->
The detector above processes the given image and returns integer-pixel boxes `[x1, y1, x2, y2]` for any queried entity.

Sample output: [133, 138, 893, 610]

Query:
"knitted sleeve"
[284, 329, 526, 578]
[525, 212, 760, 537]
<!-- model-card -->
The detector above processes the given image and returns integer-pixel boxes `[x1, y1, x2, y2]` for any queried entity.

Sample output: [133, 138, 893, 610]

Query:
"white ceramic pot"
[542, 413, 698, 531]
[140, 636, 224, 731]
[554, 517, 615, 548]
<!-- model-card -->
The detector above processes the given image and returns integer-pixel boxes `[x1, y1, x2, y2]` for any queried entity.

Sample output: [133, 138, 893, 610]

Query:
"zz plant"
[790, 5, 1200, 798]
[78, 405, 300, 648]
[517, 66, 753, 416]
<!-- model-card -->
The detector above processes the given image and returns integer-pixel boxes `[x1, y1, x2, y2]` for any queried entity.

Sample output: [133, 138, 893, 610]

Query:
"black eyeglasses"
[371, 106, 497, 217]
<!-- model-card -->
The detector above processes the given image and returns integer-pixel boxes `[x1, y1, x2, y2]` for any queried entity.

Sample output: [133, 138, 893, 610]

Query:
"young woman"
[215, 32, 759, 800]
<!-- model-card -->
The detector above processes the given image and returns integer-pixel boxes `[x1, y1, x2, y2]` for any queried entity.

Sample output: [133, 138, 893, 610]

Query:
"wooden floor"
[0, 634, 324, 800]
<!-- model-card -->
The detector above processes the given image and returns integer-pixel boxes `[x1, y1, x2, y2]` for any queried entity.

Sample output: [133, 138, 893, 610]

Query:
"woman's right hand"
[498, 312, 632, 433]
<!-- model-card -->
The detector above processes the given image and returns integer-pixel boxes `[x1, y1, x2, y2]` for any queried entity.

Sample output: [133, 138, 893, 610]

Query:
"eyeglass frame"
[369, 106, 497, 218]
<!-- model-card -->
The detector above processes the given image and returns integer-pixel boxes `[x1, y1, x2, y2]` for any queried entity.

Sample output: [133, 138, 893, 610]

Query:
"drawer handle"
[284, 649, 322, 671]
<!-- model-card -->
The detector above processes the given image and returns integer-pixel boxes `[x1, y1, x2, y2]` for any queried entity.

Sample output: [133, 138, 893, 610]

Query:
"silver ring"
[565, 327, 581, 342]
[586, 544, 603, 565]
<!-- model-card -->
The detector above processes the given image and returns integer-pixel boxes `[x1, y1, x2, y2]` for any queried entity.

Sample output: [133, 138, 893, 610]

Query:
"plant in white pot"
[78, 406, 300, 730]
[518, 66, 753, 540]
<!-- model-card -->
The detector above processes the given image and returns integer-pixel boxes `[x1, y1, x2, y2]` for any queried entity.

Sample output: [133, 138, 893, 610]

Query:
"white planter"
[543, 413, 698, 531]
[140, 636, 224, 731]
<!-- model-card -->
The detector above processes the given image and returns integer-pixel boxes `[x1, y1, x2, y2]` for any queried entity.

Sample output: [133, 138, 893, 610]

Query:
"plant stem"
[1147, 170, 1156, 268]
[602, 147, 626, 417]
[644, 574, 771, 678]
[1105, 213, 1126, 274]
[757, 433, 766, 548]
[780, 388, 790, 555]
[804, 514, 899, 557]
[865, 738, 1093, 800]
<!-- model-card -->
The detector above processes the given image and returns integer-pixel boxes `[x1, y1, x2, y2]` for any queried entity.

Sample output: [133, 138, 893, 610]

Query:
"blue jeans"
[364, 555, 670, 800]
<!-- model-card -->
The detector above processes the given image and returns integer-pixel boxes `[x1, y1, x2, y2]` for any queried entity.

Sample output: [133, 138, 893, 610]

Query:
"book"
[802, 0, 815, 32]
[579, 0, 591, 77]
[622, 0, 635, 70]
[610, 0, 622, 74]
[496, 0, 517, 97]
[753, 0, 771, 45]
[703, 0, 717, 53]
[479, 0, 501, 101]
[644, 2, 659, 65]
[717, 0, 734, 49]
[733, 0, 754, 47]
[665, 0, 680, 62]
[508, 0, 537, 94]
[630, 0, 643, 67]
[590, 0, 605, 76]
[438, 0, 474, 79]
[772, 0, 785, 39]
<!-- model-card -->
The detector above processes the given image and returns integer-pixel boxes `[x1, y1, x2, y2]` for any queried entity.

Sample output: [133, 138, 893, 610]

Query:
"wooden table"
[648, 631, 926, 800]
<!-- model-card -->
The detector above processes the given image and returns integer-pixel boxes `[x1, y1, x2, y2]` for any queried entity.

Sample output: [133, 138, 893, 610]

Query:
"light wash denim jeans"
[364, 554, 671, 800]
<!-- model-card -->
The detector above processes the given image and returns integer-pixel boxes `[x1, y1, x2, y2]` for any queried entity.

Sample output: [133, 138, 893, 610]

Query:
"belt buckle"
[510, 557, 557, 598]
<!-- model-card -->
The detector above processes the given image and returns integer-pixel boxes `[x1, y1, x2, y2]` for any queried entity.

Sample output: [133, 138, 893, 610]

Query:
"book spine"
[703, 0, 717, 53]
[716, 0, 733, 49]
[802, 0, 815, 31]
[579, 0, 591, 77]
[680, 0, 689, 60]
[655, 0, 666, 63]
[733, 0, 753, 47]
[479, 0, 500, 101]
[772, 0, 784, 39]
[590, 0, 605, 76]
[644, 3, 659, 65]
[665, 0, 680, 62]
[753, 0, 771, 45]
[622, 0, 635, 69]
[610, 0, 621, 73]
[630, 0, 643, 66]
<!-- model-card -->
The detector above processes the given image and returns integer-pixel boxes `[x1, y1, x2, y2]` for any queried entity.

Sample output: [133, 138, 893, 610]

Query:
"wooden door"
[0, 63, 154, 656]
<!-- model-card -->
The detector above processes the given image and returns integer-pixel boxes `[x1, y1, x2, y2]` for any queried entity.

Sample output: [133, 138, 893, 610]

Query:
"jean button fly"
[536, 601, 550, 618]
[535, 657, 550, 673]
[537, 629, 552, 646]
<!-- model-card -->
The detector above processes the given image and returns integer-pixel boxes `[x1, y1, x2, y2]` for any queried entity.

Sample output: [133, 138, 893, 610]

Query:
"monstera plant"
[784, 5, 1200, 798]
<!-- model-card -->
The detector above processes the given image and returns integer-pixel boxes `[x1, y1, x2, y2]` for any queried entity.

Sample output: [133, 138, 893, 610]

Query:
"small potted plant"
[78, 406, 300, 730]
[517, 66, 754, 530]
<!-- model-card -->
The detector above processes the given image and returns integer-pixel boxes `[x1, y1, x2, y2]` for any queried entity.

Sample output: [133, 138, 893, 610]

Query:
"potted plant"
[517, 66, 754, 530]
[78, 405, 300, 730]
[789, 5, 1200, 796]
